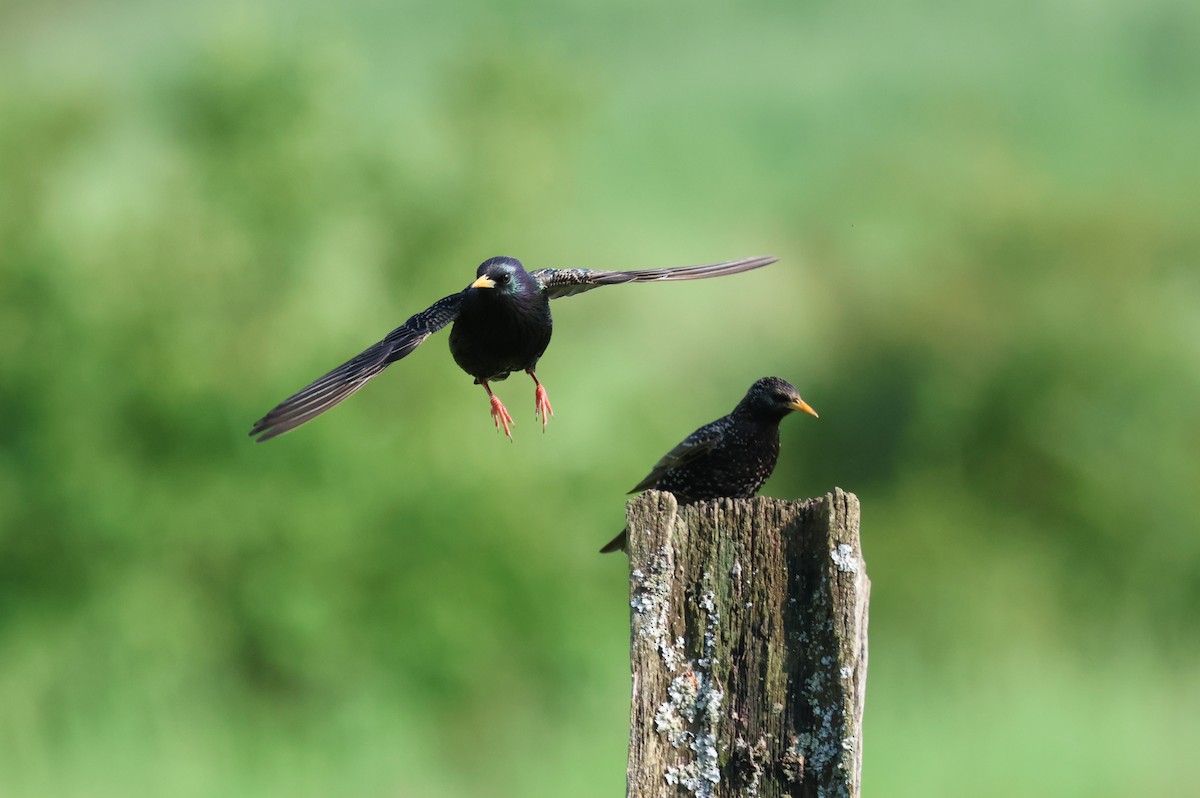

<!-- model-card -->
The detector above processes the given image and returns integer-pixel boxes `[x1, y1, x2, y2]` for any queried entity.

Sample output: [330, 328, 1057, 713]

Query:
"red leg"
[482, 381, 514, 440]
[527, 369, 554, 431]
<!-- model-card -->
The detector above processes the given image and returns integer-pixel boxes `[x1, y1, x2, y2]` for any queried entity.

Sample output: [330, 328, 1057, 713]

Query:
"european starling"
[249, 255, 775, 441]
[599, 377, 818, 553]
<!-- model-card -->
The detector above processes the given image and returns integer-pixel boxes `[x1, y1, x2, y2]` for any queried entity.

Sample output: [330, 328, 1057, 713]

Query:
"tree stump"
[623, 489, 868, 798]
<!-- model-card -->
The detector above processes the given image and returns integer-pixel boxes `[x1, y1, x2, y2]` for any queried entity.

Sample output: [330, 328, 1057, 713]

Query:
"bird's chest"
[448, 295, 553, 380]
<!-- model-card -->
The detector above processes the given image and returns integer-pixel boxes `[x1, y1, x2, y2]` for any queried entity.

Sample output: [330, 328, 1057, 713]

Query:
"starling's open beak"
[470, 275, 497, 289]
[790, 399, 819, 418]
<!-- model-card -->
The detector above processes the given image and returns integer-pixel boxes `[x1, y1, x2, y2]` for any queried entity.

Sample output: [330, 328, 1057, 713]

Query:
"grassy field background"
[2, 0, 1198, 795]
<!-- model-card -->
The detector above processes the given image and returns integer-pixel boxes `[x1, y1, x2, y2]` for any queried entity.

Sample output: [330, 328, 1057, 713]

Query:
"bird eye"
[496, 272, 510, 284]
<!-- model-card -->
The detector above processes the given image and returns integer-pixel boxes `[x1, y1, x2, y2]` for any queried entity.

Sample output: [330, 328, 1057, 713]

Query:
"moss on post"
[624, 489, 868, 798]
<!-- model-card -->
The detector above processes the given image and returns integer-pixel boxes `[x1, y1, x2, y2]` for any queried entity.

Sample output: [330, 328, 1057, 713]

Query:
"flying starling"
[249, 255, 775, 441]
[599, 376, 818, 553]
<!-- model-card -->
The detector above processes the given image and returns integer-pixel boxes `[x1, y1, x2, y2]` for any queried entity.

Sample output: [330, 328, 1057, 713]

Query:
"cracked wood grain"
[624, 489, 868, 798]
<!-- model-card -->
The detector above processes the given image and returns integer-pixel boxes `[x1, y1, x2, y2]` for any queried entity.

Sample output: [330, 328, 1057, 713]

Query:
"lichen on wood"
[624, 489, 868, 798]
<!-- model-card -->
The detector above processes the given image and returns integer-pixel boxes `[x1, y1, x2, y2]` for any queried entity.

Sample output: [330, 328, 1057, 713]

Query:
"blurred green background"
[2, 0, 1198, 795]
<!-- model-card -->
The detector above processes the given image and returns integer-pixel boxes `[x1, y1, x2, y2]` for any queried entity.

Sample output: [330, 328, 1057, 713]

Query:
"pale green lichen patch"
[797, 661, 847, 793]
[831, 543, 858, 573]
[657, 667, 724, 797]
[655, 697, 686, 747]
[653, 571, 727, 797]
[663, 729, 721, 796]
[631, 546, 686, 672]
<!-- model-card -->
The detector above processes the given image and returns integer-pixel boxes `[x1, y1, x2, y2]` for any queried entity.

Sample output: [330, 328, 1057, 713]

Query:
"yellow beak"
[790, 399, 819, 418]
[470, 275, 496, 289]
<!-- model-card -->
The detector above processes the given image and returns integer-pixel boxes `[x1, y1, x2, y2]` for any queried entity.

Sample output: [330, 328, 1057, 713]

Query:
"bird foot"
[490, 395, 515, 440]
[534, 384, 554, 432]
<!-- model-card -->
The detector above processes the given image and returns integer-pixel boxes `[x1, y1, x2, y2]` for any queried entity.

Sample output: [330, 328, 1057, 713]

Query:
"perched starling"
[249, 255, 775, 441]
[599, 377, 818, 553]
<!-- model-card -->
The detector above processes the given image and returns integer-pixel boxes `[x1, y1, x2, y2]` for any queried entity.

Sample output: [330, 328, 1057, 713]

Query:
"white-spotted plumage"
[600, 377, 818, 553]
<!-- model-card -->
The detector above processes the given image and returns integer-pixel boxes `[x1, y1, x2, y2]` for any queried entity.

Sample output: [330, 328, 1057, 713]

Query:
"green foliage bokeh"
[2, 1, 1198, 795]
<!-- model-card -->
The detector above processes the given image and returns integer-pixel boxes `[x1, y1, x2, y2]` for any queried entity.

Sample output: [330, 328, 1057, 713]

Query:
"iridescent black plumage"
[448, 258, 552, 384]
[249, 255, 775, 441]
[599, 377, 818, 553]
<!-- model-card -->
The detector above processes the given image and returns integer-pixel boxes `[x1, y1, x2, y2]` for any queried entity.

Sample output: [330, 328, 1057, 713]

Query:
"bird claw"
[534, 385, 554, 432]
[490, 395, 515, 440]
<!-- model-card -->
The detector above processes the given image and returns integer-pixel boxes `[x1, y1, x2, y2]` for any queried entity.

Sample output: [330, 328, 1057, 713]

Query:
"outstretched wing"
[532, 255, 776, 300]
[628, 422, 724, 494]
[249, 293, 463, 442]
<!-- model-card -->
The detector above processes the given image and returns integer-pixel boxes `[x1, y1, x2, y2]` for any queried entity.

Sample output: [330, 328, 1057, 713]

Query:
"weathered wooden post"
[623, 489, 868, 798]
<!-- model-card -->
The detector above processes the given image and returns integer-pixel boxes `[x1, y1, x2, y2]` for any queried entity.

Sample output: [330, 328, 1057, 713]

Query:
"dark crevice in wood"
[624, 489, 868, 798]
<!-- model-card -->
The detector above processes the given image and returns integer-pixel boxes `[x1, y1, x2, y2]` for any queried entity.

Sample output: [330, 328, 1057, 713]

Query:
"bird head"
[739, 376, 818, 423]
[469, 256, 529, 295]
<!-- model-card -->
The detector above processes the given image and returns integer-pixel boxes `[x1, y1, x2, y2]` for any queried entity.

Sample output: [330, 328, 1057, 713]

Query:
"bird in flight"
[250, 255, 776, 442]
[599, 376, 817, 553]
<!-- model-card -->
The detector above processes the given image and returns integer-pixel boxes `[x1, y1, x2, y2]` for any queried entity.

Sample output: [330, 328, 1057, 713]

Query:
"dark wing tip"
[247, 413, 303, 443]
[705, 254, 777, 272]
[246, 293, 462, 444]
[250, 423, 283, 443]
[247, 343, 397, 443]
[625, 254, 779, 284]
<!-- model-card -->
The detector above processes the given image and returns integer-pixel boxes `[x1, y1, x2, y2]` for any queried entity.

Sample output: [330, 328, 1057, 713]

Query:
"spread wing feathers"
[533, 255, 776, 300]
[249, 293, 463, 442]
[628, 423, 724, 494]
